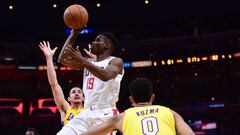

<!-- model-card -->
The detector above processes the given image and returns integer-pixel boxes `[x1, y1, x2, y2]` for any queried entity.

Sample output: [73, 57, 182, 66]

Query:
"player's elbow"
[58, 58, 65, 65]
[58, 53, 68, 65]
[57, 58, 62, 64]
[57, 54, 64, 62]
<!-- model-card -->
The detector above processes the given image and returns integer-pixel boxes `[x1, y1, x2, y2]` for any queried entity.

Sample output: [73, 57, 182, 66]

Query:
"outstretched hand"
[84, 44, 97, 61]
[39, 41, 57, 58]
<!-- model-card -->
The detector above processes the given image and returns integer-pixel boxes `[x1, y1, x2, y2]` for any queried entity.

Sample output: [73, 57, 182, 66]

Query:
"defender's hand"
[39, 41, 57, 58]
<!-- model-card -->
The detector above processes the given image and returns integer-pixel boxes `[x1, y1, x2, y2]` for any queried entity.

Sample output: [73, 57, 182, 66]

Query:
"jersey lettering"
[85, 70, 92, 76]
[86, 77, 95, 89]
[141, 116, 159, 135]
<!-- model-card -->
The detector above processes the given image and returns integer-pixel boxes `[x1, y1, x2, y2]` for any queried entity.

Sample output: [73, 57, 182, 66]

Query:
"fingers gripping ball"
[63, 4, 89, 29]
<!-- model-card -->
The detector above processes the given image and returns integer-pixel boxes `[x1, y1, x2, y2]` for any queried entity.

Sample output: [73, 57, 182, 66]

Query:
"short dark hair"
[101, 32, 118, 52]
[26, 128, 40, 135]
[128, 77, 153, 103]
[68, 86, 83, 96]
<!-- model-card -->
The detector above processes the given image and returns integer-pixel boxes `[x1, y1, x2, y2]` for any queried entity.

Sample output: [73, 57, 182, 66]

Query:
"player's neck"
[71, 102, 83, 109]
[97, 51, 111, 61]
[96, 53, 111, 62]
[135, 102, 151, 107]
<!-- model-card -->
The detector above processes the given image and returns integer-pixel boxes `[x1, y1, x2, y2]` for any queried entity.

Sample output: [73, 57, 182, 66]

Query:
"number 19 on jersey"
[86, 77, 95, 90]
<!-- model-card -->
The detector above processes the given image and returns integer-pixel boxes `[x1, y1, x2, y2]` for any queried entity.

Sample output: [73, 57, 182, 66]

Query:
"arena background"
[1, 0, 240, 134]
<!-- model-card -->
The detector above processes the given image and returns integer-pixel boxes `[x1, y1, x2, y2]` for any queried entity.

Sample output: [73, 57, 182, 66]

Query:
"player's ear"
[104, 42, 111, 50]
[129, 96, 135, 106]
[150, 94, 155, 104]
[67, 97, 71, 102]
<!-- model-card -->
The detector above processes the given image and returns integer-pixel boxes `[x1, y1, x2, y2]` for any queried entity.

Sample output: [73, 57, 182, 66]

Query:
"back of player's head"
[101, 32, 118, 52]
[129, 77, 153, 103]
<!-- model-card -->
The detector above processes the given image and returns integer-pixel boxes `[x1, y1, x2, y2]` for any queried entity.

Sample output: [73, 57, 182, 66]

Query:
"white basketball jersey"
[82, 56, 124, 109]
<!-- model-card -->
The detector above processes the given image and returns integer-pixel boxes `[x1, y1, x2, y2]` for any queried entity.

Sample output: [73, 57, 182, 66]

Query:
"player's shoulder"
[152, 105, 172, 111]
[109, 56, 123, 65]
[109, 56, 123, 60]
[124, 107, 138, 113]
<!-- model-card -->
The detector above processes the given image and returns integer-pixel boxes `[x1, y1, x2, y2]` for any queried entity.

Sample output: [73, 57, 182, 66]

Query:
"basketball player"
[57, 29, 124, 135]
[39, 41, 84, 126]
[83, 78, 195, 135]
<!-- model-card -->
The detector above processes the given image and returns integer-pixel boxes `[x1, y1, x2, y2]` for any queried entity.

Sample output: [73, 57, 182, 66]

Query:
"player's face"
[90, 35, 108, 55]
[69, 87, 84, 103]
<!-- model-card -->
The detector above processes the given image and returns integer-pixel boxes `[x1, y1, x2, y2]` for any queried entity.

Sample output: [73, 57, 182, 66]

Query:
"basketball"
[63, 4, 89, 29]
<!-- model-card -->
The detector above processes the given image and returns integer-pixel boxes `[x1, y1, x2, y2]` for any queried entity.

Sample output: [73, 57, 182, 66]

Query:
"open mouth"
[74, 97, 80, 100]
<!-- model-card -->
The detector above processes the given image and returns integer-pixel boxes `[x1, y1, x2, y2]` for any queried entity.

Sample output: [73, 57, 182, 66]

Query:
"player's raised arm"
[58, 30, 123, 81]
[59, 4, 88, 67]
[58, 29, 81, 66]
[39, 41, 69, 113]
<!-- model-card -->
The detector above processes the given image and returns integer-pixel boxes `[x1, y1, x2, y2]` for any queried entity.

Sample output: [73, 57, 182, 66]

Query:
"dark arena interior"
[1, 0, 240, 134]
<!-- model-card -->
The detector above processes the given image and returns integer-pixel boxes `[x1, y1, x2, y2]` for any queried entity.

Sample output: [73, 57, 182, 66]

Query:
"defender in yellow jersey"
[83, 78, 195, 135]
[64, 106, 85, 125]
[39, 41, 84, 125]
[123, 105, 176, 135]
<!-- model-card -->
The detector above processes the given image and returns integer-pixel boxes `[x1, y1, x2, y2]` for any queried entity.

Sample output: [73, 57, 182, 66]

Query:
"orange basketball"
[63, 4, 89, 29]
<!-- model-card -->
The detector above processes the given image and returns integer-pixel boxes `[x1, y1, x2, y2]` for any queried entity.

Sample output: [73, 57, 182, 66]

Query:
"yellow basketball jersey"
[63, 106, 85, 125]
[122, 105, 176, 135]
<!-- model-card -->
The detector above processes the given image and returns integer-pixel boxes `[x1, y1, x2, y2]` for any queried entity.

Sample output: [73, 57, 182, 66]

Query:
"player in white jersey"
[83, 56, 123, 108]
[57, 29, 124, 135]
